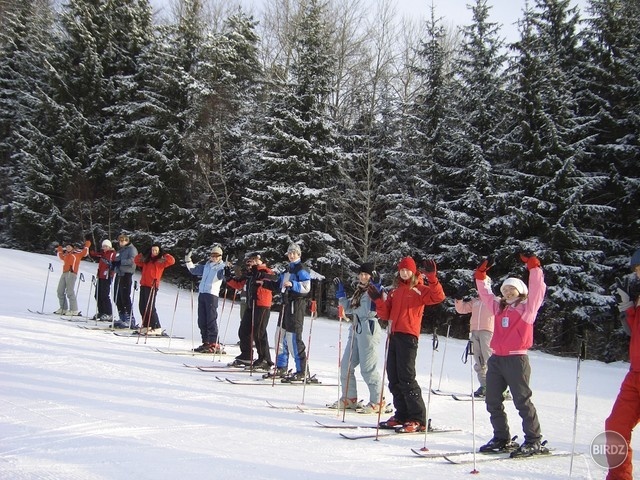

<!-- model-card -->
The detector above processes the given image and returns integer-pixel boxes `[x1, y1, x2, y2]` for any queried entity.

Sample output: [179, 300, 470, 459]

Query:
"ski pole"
[167, 287, 180, 349]
[87, 275, 96, 322]
[38, 263, 54, 313]
[190, 281, 196, 352]
[111, 276, 120, 329]
[420, 329, 438, 450]
[462, 339, 479, 473]
[219, 289, 237, 362]
[436, 321, 451, 390]
[336, 305, 345, 417]
[301, 300, 317, 405]
[248, 299, 256, 375]
[374, 324, 391, 441]
[137, 280, 157, 344]
[271, 301, 286, 387]
[569, 338, 587, 478]
[75, 272, 85, 299]
[341, 316, 358, 422]
[130, 280, 138, 329]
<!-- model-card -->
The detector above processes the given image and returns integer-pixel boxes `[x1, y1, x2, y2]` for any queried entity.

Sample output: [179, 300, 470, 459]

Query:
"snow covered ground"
[0, 247, 635, 479]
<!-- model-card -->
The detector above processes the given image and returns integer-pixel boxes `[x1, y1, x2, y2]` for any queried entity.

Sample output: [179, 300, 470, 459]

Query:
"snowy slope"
[0, 247, 634, 479]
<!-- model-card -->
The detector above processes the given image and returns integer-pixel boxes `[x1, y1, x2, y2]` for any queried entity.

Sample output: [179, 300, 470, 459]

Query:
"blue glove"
[333, 277, 346, 299]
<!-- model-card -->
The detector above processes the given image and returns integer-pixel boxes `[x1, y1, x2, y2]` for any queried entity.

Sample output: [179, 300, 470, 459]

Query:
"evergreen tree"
[429, 0, 509, 286]
[575, 0, 640, 360]
[185, 10, 264, 254]
[392, 6, 456, 265]
[0, 0, 69, 248]
[241, 0, 344, 273]
[503, 0, 610, 351]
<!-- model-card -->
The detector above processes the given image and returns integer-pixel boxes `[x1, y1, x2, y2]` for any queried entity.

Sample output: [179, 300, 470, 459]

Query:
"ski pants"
[471, 329, 492, 387]
[114, 273, 133, 318]
[276, 298, 306, 373]
[197, 293, 219, 344]
[605, 370, 640, 480]
[238, 303, 271, 362]
[386, 332, 425, 425]
[95, 277, 113, 316]
[341, 316, 382, 404]
[57, 271, 78, 311]
[139, 286, 160, 329]
[485, 354, 542, 443]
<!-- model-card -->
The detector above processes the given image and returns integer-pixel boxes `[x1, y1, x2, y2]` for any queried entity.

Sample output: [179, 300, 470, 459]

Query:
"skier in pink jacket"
[454, 278, 495, 397]
[474, 253, 547, 458]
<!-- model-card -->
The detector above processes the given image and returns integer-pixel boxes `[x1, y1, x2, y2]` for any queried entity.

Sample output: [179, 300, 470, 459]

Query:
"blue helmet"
[631, 249, 640, 268]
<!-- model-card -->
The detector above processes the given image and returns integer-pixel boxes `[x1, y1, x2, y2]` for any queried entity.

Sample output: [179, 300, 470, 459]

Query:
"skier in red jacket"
[372, 256, 445, 433]
[134, 243, 175, 335]
[606, 249, 640, 480]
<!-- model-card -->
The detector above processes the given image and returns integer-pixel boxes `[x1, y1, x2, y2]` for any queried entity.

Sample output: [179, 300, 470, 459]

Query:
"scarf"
[350, 282, 369, 308]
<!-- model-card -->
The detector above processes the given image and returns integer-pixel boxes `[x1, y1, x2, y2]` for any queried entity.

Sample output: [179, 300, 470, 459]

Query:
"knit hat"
[247, 252, 261, 260]
[357, 263, 374, 276]
[630, 249, 640, 269]
[397, 256, 417, 275]
[102, 239, 112, 249]
[211, 246, 223, 256]
[500, 278, 528, 296]
[287, 243, 302, 256]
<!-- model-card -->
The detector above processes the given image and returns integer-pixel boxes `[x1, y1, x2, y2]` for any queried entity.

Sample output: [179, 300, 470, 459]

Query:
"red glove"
[475, 258, 494, 280]
[520, 253, 541, 270]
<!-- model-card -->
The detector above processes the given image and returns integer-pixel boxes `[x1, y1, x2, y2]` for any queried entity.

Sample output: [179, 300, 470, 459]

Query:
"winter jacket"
[279, 261, 311, 299]
[115, 242, 137, 275]
[186, 259, 225, 296]
[90, 250, 116, 280]
[476, 267, 546, 356]
[454, 297, 494, 332]
[56, 241, 90, 274]
[624, 300, 640, 371]
[134, 251, 175, 288]
[227, 264, 274, 308]
[374, 275, 445, 338]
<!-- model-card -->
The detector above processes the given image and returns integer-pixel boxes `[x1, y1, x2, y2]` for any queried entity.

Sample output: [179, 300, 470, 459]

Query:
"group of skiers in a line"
[54, 236, 640, 478]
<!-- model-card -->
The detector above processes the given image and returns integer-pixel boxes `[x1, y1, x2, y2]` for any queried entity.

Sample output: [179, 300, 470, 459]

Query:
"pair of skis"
[411, 446, 575, 465]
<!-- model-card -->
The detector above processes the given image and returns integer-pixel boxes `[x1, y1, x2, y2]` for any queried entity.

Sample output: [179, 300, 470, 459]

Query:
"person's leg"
[65, 272, 78, 311]
[605, 371, 640, 480]
[485, 355, 510, 439]
[357, 319, 382, 404]
[56, 274, 67, 311]
[393, 333, 425, 425]
[504, 355, 541, 444]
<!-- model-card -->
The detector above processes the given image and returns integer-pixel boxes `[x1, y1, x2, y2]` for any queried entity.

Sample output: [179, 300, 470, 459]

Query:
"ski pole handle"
[48, 263, 54, 272]
[337, 305, 345, 319]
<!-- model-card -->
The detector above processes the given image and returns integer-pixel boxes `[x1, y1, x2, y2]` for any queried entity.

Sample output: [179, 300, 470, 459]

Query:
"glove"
[474, 256, 494, 280]
[422, 259, 437, 283]
[333, 277, 346, 299]
[520, 253, 541, 270]
[371, 270, 380, 284]
[112, 259, 121, 268]
[223, 266, 232, 279]
[367, 283, 382, 300]
[184, 249, 193, 263]
[454, 284, 469, 301]
[84, 240, 91, 248]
